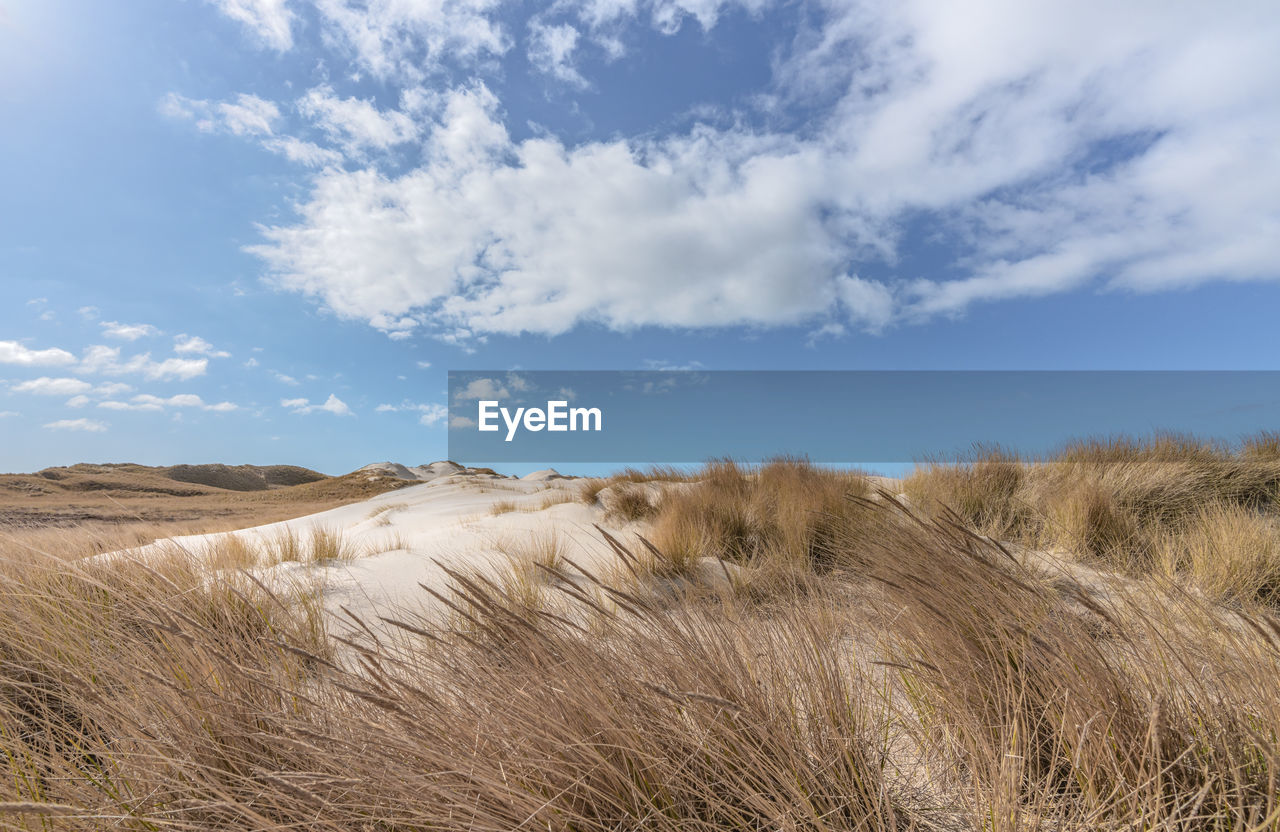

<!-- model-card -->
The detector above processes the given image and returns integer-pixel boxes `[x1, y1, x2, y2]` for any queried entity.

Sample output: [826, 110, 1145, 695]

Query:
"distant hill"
[0, 462, 328, 498]
[0, 463, 415, 534]
[164, 463, 327, 492]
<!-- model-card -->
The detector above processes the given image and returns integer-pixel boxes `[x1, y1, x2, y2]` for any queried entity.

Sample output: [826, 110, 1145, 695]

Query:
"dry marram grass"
[1, 446, 1279, 829]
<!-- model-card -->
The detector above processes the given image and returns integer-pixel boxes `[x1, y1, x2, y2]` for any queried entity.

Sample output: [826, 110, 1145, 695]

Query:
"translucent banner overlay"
[447, 371, 1280, 464]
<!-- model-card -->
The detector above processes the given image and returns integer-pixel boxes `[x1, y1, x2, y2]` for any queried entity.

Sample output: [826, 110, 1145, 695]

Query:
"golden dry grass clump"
[903, 433, 1280, 604]
[646, 458, 877, 579]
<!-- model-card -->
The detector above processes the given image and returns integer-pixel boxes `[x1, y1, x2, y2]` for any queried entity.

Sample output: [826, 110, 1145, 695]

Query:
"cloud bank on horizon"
[170, 0, 1280, 343]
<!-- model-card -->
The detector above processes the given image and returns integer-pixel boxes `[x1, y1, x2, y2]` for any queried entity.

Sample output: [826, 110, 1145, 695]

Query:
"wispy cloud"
[204, 0, 293, 51]
[375, 400, 447, 426]
[528, 21, 587, 87]
[454, 377, 510, 400]
[297, 85, 419, 156]
[100, 321, 160, 341]
[282, 394, 353, 415]
[98, 393, 238, 412]
[44, 418, 107, 433]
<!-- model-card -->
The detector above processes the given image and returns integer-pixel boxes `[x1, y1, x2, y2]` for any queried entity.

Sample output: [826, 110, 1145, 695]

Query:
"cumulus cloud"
[99, 393, 238, 412]
[253, 85, 849, 338]
[282, 394, 353, 415]
[94, 382, 134, 397]
[79, 345, 208, 381]
[173, 334, 231, 358]
[238, 1, 1280, 338]
[0, 340, 76, 367]
[44, 418, 107, 433]
[11, 377, 93, 396]
[100, 321, 160, 341]
[206, 0, 293, 50]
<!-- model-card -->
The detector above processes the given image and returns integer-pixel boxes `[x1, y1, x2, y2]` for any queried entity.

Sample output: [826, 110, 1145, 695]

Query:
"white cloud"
[641, 359, 705, 371]
[528, 22, 587, 87]
[206, 0, 294, 51]
[310, 0, 510, 82]
[11, 377, 93, 396]
[77, 306, 100, 320]
[79, 345, 208, 381]
[163, 92, 341, 169]
[454, 377, 510, 400]
[173, 334, 231, 358]
[66, 395, 90, 408]
[98, 399, 161, 412]
[0, 411, 17, 419]
[416, 360, 432, 369]
[272, 371, 299, 385]
[245, 3, 1280, 335]
[0, 340, 76, 367]
[297, 85, 419, 155]
[418, 404, 448, 426]
[282, 394, 353, 415]
[375, 400, 447, 425]
[161, 92, 279, 137]
[44, 418, 107, 433]
[220, 93, 281, 136]
[244, 357, 260, 367]
[448, 414, 476, 428]
[565, 0, 770, 34]
[94, 382, 134, 397]
[100, 321, 160, 341]
[261, 136, 345, 167]
[99, 393, 239, 412]
[253, 86, 843, 338]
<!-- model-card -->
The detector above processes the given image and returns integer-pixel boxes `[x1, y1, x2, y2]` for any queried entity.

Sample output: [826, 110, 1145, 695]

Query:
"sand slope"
[122, 466, 619, 634]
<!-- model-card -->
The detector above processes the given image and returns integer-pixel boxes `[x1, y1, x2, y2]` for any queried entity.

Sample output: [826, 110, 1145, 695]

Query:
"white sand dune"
[116, 464, 625, 636]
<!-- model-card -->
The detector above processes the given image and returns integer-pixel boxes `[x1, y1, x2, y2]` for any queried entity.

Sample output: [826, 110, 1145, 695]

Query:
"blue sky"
[2, 0, 1279, 475]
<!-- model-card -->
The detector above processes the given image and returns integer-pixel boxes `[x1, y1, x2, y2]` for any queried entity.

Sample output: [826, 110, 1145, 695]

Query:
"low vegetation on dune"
[903, 433, 1280, 604]
[1, 442, 1279, 829]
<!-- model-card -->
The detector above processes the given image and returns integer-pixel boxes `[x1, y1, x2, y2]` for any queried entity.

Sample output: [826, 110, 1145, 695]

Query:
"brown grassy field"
[1, 441, 1279, 830]
[0, 462, 415, 557]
